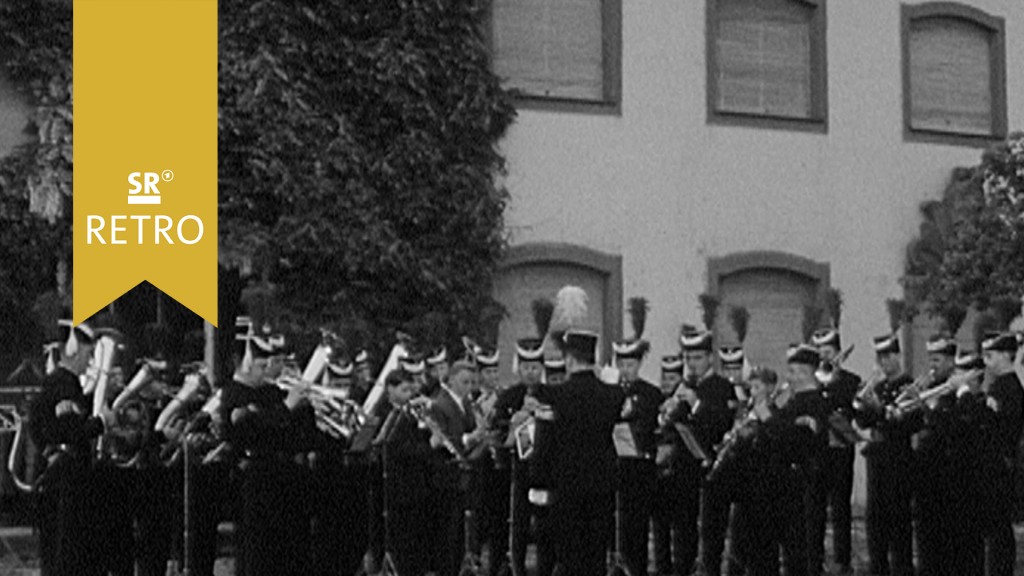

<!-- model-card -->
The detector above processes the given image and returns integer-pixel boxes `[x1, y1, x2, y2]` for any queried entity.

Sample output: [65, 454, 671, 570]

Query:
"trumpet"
[854, 368, 887, 407]
[892, 369, 936, 407]
[893, 369, 983, 414]
[406, 399, 465, 462]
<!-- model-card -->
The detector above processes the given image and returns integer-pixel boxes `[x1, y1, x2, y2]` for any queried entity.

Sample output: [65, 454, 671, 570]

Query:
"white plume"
[551, 285, 589, 333]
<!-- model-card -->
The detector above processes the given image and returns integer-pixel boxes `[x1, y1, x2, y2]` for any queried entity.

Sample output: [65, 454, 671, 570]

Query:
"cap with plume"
[825, 288, 843, 328]
[614, 297, 650, 358]
[550, 286, 590, 337]
[885, 298, 907, 333]
[532, 298, 555, 340]
[698, 293, 720, 331]
[972, 295, 1021, 351]
[802, 305, 824, 342]
[936, 303, 968, 336]
[728, 306, 749, 344]
[628, 297, 649, 340]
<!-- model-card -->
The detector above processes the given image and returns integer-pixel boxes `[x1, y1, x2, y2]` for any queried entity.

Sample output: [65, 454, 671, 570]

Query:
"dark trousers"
[37, 456, 103, 576]
[653, 465, 701, 576]
[510, 458, 534, 575]
[701, 477, 732, 576]
[551, 490, 614, 576]
[392, 503, 432, 576]
[619, 458, 655, 576]
[735, 482, 808, 576]
[185, 461, 233, 576]
[92, 463, 136, 576]
[430, 480, 466, 576]
[809, 447, 854, 570]
[865, 452, 913, 576]
[473, 461, 510, 576]
[311, 454, 369, 576]
[983, 464, 1017, 576]
[135, 465, 176, 576]
[236, 459, 311, 576]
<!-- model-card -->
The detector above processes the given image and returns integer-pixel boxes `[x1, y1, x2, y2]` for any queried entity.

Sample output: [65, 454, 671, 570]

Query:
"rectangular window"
[903, 4, 1007, 145]
[490, 0, 621, 113]
[707, 0, 827, 132]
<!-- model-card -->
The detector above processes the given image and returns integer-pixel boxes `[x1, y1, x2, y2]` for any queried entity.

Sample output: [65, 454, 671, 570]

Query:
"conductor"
[529, 286, 626, 576]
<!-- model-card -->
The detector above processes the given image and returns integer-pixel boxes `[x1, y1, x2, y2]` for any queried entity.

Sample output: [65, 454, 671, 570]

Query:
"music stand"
[607, 423, 638, 576]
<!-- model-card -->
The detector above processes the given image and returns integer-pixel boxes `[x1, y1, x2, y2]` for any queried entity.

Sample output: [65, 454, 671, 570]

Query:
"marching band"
[12, 285, 1024, 576]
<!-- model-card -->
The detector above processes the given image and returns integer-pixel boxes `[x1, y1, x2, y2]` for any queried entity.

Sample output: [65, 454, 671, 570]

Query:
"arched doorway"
[708, 251, 830, 372]
[493, 243, 622, 383]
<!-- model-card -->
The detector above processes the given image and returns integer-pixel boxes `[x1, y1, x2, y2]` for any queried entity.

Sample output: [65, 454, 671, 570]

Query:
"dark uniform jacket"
[532, 370, 625, 498]
[659, 371, 736, 468]
[855, 374, 915, 457]
[29, 367, 105, 459]
[821, 368, 860, 447]
[221, 380, 315, 457]
[620, 378, 663, 458]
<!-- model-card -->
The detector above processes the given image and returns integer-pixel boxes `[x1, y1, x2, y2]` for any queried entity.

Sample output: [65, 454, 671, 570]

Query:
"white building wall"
[500, 0, 1024, 381]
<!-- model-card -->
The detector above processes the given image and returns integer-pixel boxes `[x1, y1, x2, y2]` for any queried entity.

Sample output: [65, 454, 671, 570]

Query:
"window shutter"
[909, 17, 992, 136]
[492, 0, 604, 101]
[715, 0, 813, 119]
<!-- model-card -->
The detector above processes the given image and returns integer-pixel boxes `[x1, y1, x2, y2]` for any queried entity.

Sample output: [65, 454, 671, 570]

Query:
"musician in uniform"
[909, 333, 958, 576]
[221, 328, 315, 576]
[402, 356, 429, 397]
[978, 332, 1024, 576]
[943, 351, 987, 576]
[470, 339, 526, 574]
[682, 330, 737, 576]
[491, 338, 546, 575]
[719, 346, 747, 406]
[30, 321, 113, 576]
[477, 347, 502, 394]
[652, 354, 686, 576]
[809, 328, 860, 575]
[613, 329, 662, 576]
[355, 349, 373, 400]
[727, 347, 828, 576]
[425, 346, 450, 399]
[377, 368, 435, 575]
[544, 356, 567, 385]
[717, 345, 747, 576]
[310, 357, 369, 576]
[854, 334, 915, 576]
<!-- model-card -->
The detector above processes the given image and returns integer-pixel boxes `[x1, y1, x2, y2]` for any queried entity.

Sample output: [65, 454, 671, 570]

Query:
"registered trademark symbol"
[161, 170, 174, 182]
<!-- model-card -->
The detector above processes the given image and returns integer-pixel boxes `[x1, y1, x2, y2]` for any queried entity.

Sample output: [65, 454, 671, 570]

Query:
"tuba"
[3, 406, 34, 493]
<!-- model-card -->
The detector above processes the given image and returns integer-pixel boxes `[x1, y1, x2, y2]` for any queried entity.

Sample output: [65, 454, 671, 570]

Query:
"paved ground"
[4, 518, 1024, 575]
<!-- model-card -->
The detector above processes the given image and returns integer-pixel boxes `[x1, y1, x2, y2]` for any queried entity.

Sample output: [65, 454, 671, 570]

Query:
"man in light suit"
[428, 360, 487, 575]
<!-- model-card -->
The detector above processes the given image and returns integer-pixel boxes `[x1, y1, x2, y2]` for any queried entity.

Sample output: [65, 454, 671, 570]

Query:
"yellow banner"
[74, 0, 218, 326]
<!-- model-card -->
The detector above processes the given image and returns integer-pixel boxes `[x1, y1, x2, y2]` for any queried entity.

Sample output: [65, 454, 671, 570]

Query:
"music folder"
[514, 418, 535, 460]
[613, 422, 640, 458]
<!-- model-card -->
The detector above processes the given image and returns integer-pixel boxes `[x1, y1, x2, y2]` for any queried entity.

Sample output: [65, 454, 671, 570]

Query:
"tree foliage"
[219, 0, 515, 360]
[0, 0, 73, 371]
[0, 0, 516, 368]
[903, 133, 1024, 334]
